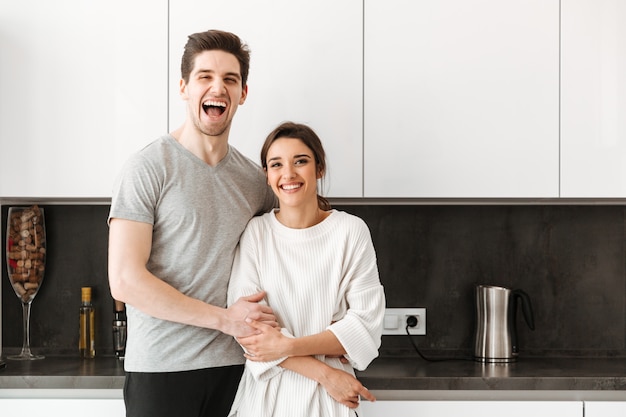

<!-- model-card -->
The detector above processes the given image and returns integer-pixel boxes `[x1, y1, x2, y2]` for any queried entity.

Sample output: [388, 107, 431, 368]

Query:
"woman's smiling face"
[264, 137, 321, 208]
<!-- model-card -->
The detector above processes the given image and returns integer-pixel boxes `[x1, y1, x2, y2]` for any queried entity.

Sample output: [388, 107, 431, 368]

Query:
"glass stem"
[20, 301, 34, 355]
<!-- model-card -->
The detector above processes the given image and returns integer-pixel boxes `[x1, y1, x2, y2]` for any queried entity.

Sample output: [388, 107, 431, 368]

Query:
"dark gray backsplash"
[2, 205, 113, 356]
[2, 204, 625, 358]
[341, 205, 625, 358]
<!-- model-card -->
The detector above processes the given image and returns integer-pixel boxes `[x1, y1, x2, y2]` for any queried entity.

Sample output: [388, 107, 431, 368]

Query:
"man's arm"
[108, 218, 276, 337]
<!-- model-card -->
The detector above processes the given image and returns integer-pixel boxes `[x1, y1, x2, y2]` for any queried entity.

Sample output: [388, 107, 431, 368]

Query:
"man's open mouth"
[202, 100, 226, 117]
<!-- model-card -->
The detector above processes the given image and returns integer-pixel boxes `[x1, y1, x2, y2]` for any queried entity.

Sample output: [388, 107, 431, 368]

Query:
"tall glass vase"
[5, 205, 46, 360]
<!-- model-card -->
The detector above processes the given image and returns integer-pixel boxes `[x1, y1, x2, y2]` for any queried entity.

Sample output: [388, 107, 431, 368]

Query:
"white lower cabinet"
[584, 401, 626, 417]
[0, 398, 125, 416]
[0, 389, 124, 416]
[360, 400, 583, 417]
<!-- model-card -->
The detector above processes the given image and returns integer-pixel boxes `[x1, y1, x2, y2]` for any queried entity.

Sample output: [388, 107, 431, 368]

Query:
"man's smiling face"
[180, 49, 247, 138]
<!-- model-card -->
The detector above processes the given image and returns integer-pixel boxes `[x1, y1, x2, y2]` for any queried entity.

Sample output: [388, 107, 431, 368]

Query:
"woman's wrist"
[283, 334, 297, 357]
[311, 360, 333, 384]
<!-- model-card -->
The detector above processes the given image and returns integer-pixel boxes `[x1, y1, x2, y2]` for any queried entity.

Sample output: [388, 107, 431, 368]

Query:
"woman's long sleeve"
[326, 220, 385, 370]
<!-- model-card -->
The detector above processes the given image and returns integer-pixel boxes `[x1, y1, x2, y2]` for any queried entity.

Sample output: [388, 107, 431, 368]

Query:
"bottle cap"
[81, 287, 92, 302]
[114, 300, 125, 312]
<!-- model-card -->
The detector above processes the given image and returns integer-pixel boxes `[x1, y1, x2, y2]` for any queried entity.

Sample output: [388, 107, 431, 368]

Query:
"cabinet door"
[561, 0, 626, 197]
[0, 0, 167, 198]
[364, 0, 560, 198]
[0, 399, 125, 416]
[584, 401, 626, 417]
[168, 0, 363, 198]
[360, 400, 582, 417]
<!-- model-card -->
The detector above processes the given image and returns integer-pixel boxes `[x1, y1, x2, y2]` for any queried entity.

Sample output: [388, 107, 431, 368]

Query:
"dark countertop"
[355, 356, 626, 400]
[1, 356, 626, 400]
[0, 356, 125, 390]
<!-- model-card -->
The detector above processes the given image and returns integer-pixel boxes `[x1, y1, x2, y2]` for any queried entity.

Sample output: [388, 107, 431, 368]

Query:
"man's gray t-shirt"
[108, 134, 275, 372]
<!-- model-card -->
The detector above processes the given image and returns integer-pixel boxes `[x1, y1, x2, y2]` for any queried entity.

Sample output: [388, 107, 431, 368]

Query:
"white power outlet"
[382, 308, 426, 335]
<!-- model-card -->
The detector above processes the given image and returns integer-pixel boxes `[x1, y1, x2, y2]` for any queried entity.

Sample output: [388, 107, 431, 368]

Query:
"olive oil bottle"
[79, 287, 96, 358]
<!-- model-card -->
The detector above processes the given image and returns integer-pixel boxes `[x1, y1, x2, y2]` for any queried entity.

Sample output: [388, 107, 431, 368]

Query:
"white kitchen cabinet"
[0, 389, 124, 416]
[0, 0, 167, 198]
[364, 0, 560, 198]
[168, 0, 363, 198]
[584, 401, 626, 417]
[360, 400, 582, 417]
[0, 398, 124, 416]
[560, 0, 626, 198]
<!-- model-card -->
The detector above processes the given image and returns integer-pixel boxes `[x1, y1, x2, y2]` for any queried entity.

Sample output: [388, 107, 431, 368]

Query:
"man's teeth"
[203, 100, 226, 108]
[202, 100, 227, 116]
[282, 184, 301, 190]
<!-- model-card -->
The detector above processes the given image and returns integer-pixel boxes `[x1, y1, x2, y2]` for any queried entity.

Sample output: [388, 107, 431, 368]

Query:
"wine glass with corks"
[5, 205, 47, 360]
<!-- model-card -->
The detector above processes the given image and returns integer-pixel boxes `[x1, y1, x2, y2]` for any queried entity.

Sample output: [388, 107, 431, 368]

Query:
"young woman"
[227, 122, 385, 417]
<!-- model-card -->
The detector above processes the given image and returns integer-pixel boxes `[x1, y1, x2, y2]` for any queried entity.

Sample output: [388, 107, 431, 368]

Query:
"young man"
[108, 30, 277, 417]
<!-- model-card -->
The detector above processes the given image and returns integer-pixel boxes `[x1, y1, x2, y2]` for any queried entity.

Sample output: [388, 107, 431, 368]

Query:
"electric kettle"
[473, 285, 535, 363]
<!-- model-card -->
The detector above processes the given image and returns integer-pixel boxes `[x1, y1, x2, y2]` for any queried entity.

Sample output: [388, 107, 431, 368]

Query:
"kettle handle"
[513, 289, 535, 330]
[509, 289, 535, 355]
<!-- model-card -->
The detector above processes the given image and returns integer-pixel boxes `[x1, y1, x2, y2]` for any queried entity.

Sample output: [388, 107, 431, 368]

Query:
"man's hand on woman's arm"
[222, 292, 278, 337]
